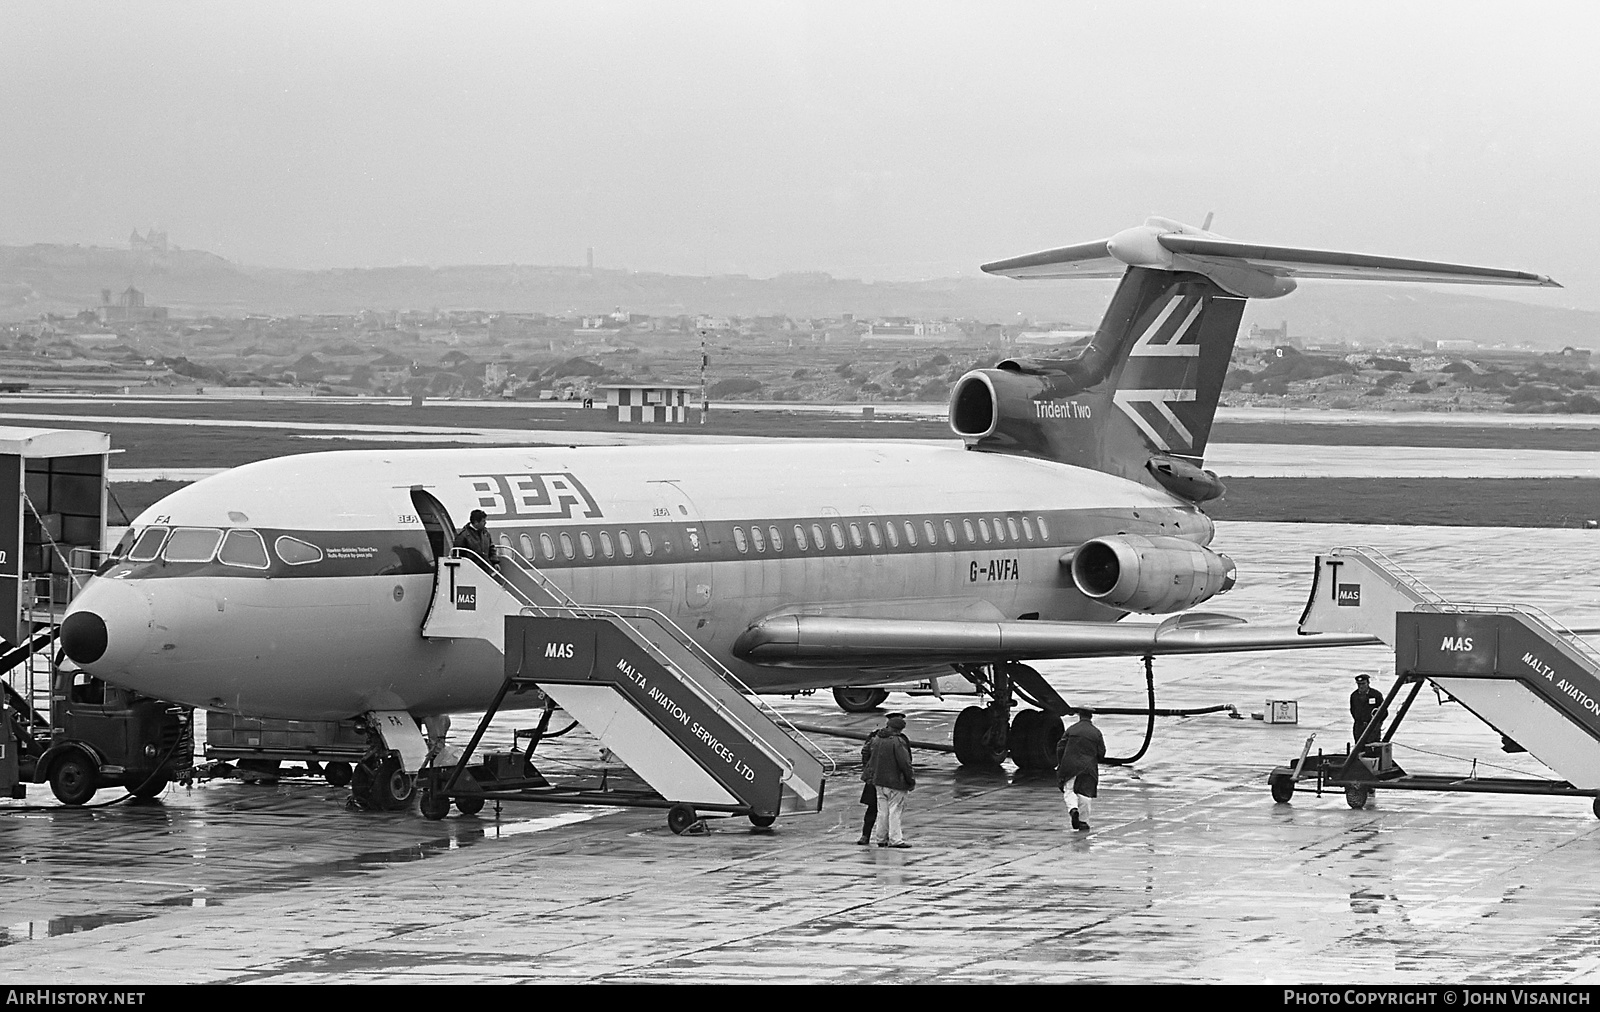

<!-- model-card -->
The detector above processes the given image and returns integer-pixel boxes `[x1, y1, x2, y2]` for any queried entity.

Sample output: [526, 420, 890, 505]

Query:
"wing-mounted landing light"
[982, 215, 1561, 298]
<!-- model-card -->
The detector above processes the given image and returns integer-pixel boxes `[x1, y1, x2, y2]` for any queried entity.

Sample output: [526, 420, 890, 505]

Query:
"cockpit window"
[109, 530, 136, 560]
[164, 528, 224, 563]
[126, 526, 169, 563]
[274, 536, 324, 566]
[219, 529, 271, 569]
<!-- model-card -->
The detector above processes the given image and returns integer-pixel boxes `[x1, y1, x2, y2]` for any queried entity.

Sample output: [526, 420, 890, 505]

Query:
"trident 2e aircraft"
[58, 216, 1558, 793]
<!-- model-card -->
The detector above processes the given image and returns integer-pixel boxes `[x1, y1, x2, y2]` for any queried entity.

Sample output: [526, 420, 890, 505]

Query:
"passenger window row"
[765, 514, 1048, 554]
[118, 526, 325, 569]
[505, 527, 660, 563]
[492, 514, 1053, 563]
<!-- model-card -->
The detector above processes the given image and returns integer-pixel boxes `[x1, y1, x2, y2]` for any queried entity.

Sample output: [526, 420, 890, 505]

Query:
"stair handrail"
[1416, 600, 1600, 669]
[444, 549, 835, 775]
[1334, 545, 1448, 605]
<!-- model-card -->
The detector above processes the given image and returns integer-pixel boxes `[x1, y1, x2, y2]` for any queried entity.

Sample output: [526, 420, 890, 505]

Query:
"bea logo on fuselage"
[462, 472, 603, 521]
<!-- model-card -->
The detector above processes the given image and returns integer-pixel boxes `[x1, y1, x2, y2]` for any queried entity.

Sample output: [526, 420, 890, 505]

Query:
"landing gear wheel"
[455, 795, 485, 816]
[49, 753, 99, 806]
[129, 774, 168, 800]
[323, 761, 353, 788]
[1270, 773, 1295, 804]
[419, 782, 450, 821]
[1009, 710, 1063, 771]
[953, 706, 1007, 767]
[370, 757, 415, 811]
[748, 814, 776, 828]
[832, 687, 890, 713]
[1593, 797, 1600, 820]
[1344, 784, 1370, 810]
[667, 804, 699, 835]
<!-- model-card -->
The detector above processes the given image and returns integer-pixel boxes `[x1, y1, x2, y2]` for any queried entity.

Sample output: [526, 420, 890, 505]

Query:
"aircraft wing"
[1158, 235, 1562, 288]
[734, 613, 1380, 668]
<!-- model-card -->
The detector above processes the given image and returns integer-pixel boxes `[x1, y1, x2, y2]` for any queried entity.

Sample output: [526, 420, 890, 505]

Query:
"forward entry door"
[649, 480, 712, 612]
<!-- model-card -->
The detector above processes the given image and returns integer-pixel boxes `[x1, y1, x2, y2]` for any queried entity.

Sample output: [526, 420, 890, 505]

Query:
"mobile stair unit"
[1284, 546, 1600, 815]
[420, 550, 831, 832]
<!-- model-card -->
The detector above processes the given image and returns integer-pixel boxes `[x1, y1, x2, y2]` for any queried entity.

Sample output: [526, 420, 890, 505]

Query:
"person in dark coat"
[857, 722, 881, 845]
[453, 509, 499, 569]
[868, 712, 915, 848]
[1055, 707, 1106, 831]
[1351, 673, 1387, 746]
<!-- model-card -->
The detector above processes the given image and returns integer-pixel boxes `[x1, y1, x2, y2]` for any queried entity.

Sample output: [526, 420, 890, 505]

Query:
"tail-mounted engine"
[1070, 534, 1236, 614]
[949, 365, 1075, 458]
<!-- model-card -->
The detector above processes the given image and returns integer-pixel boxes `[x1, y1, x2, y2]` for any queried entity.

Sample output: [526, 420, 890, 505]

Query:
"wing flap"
[734, 614, 1380, 668]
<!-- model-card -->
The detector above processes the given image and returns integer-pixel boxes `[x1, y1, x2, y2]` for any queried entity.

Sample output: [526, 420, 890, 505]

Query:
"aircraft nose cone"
[61, 611, 109, 664]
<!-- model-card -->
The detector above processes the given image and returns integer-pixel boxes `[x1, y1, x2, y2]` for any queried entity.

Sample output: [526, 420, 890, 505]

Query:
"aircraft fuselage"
[64, 440, 1211, 720]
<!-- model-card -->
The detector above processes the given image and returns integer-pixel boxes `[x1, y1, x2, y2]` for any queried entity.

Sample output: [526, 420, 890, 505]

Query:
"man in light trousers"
[869, 712, 916, 848]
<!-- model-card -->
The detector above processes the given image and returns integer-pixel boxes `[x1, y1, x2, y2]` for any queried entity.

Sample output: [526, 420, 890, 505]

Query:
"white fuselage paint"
[66, 441, 1213, 721]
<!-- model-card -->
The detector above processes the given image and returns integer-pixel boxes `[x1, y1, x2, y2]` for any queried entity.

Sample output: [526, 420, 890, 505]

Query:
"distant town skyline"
[2, 2, 1596, 311]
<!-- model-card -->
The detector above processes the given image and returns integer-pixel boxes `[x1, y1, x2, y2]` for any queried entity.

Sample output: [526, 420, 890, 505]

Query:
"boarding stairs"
[1301, 546, 1600, 791]
[420, 549, 831, 820]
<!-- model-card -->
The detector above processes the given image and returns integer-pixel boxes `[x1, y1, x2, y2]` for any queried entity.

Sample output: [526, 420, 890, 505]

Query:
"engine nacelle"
[1071, 534, 1236, 614]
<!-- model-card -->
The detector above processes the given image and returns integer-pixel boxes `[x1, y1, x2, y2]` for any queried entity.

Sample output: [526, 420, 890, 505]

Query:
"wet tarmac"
[5, 522, 1600, 984]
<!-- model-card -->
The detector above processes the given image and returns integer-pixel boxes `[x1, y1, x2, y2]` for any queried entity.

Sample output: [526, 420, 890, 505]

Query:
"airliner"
[58, 216, 1558, 803]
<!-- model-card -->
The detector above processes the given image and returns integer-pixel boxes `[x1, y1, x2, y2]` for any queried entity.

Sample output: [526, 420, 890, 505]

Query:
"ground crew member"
[857, 718, 884, 846]
[1056, 707, 1106, 831]
[1351, 673, 1387, 746]
[453, 509, 499, 568]
[868, 712, 915, 848]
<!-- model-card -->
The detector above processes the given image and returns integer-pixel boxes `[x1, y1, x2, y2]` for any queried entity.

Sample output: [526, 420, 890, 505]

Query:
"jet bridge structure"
[1285, 546, 1600, 815]
[420, 550, 831, 832]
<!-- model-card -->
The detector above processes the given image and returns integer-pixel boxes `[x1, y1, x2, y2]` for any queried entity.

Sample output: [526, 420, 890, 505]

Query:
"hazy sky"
[3, 1, 1598, 307]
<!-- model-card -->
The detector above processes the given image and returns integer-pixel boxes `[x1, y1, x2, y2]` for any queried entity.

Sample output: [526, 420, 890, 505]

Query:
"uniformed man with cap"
[1350, 673, 1387, 746]
[1055, 707, 1106, 831]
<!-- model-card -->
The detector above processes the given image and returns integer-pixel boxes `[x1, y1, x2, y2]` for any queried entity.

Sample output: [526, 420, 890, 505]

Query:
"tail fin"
[949, 267, 1242, 499]
[954, 216, 1560, 501]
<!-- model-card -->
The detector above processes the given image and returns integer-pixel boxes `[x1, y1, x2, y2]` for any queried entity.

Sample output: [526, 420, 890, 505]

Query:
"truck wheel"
[455, 795, 485, 816]
[129, 774, 168, 800]
[748, 814, 776, 828]
[1269, 773, 1295, 804]
[323, 762, 353, 788]
[50, 753, 99, 806]
[832, 687, 889, 713]
[1344, 784, 1370, 810]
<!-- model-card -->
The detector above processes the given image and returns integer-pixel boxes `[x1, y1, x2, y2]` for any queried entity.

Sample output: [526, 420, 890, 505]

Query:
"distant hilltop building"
[1246, 320, 1294, 347]
[97, 286, 167, 324]
[1430, 339, 1477, 352]
[129, 228, 168, 253]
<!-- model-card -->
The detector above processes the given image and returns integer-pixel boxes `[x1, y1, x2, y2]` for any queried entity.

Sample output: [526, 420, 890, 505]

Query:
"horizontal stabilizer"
[983, 216, 1559, 299]
[1161, 234, 1560, 288]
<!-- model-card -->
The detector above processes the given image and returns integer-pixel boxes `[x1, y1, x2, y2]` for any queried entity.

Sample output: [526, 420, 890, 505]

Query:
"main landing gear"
[951, 662, 1068, 772]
